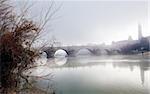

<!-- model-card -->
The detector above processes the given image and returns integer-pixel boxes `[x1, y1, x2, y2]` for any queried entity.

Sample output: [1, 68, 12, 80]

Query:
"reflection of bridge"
[42, 45, 112, 58]
[48, 56, 150, 85]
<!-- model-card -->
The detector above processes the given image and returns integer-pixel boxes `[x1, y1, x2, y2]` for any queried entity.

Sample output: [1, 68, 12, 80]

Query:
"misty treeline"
[0, 0, 58, 93]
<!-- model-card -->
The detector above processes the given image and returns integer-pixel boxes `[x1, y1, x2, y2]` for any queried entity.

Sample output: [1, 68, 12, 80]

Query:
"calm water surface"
[34, 55, 150, 94]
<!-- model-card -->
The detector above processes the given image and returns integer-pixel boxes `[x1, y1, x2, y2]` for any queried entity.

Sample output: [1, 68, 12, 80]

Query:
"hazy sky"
[14, 0, 149, 45]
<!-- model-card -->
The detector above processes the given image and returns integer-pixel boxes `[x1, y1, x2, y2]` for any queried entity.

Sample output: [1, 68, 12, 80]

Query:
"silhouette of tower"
[128, 35, 133, 41]
[140, 66, 144, 85]
[138, 24, 143, 40]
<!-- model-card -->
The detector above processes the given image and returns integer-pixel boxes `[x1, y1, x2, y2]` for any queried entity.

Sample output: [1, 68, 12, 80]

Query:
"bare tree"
[0, 0, 59, 93]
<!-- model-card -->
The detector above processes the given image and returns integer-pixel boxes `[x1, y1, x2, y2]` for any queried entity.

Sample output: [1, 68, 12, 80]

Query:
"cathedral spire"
[138, 24, 143, 40]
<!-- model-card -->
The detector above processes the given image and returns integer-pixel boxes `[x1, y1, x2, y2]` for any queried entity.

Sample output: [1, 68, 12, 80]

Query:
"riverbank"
[143, 51, 150, 56]
[137, 51, 150, 56]
[21, 86, 54, 94]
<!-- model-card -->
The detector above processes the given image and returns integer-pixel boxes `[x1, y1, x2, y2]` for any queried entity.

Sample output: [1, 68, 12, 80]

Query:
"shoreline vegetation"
[0, 0, 57, 93]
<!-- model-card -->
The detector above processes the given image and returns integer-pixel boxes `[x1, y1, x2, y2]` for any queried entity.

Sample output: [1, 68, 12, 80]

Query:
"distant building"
[128, 35, 133, 41]
[138, 24, 143, 40]
[111, 24, 143, 50]
[111, 24, 150, 54]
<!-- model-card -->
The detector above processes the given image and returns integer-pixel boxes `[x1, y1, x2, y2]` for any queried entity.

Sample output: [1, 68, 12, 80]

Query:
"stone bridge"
[42, 45, 120, 58]
[41, 36, 150, 58]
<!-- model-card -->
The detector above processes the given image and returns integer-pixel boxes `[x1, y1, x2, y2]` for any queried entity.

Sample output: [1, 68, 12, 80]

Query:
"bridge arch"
[40, 51, 47, 58]
[43, 50, 50, 58]
[76, 48, 93, 56]
[54, 49, 68, 57]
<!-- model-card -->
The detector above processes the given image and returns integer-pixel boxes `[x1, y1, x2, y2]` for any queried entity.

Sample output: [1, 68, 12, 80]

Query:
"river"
[32, 55, 150, 94]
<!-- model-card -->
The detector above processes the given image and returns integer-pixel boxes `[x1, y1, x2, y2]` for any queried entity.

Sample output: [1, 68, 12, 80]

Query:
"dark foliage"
[0, 0, 40, 93]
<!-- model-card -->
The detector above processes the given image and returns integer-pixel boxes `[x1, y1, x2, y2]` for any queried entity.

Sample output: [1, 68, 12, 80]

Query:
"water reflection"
[111, 59, 150, 86]
[43, 55, 150, 94]
[139, 60, 150, 85]
[54, 57, 68, 66]
[52, 55, 150, 85]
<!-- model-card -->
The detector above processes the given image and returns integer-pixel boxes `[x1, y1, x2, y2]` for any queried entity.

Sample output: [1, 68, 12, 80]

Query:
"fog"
[13, 0, 149, 46]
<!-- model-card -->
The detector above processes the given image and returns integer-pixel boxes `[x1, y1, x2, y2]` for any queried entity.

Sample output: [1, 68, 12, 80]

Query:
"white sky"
[13, 0, 149, 45]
